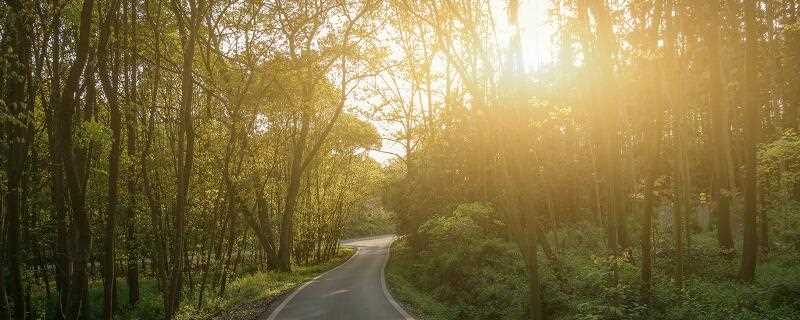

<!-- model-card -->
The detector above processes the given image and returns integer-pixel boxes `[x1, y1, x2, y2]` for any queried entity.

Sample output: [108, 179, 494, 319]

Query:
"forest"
[1, 0, 800, 319]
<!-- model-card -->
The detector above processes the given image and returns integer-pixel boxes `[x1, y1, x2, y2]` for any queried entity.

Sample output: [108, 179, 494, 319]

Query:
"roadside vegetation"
[30, 248, 354, 320]
[387, 204, 800, 320]
[180, 247, 354, 320]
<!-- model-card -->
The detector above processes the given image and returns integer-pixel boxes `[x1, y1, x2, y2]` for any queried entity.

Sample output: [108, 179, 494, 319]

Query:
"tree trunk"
[3, 2, 34, 318]
[662, 0, 690, 285]
[44, 8, 71, 318]
[125, 97, 141, 307]
[242, 200, 278, 270]
[640, 91, 662, 304]
[0, 260, 7, 320]
[523, 232, 542, 320]
[165, 0, 200, 316]
[142, 1, 168, 293]
[277, 116, 309, 272]
[759, 191, 769, 256]
[124, 0, 141, 306]
[640, 0, 665, 304]
[98, 0, 123, 317]
[57, 1, 96, 318]
[739, 0, 759, 282]
[589, 0, 621, 280]
[707, 0, 735, 253]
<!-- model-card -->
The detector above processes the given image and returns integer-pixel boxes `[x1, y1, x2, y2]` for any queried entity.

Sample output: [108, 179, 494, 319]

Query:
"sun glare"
[515, 1, 557, 70]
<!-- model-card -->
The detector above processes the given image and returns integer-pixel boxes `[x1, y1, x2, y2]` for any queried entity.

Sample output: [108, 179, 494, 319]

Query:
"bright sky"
[367, 0, 557, 165]
[514, 0, 558, 70]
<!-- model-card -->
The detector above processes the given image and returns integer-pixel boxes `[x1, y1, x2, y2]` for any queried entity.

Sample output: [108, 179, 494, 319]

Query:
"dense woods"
[2, 0, 800, 319]
[381, 0, 800, 319]
[1, 0, 386, 318]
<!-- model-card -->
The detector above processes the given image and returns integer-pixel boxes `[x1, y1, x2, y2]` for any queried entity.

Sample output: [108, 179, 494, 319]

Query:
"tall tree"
[740, 0, 760, 282]
[56, 0, 96, 317]
[2, 0, 34, 318]
[275, 0, 378, 271]
[640, 0, 665, 303]
[588, 0, 623, 269]
[165, 0, 203, 316]
[708, 0, 735, 253]
[97, 0, 123, 317]
[123, 0, 141, 306]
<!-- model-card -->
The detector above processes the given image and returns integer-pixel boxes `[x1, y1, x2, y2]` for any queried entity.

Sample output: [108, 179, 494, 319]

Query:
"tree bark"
[524, 232, 542, 320]
[663, 0, 690, 286]
[98, 0, 123, 317]
[588, 0, 621, 278]
[2, 1, 34, 318]
[57, 0, 96, 318]
[44, 7, 71, 318]
[165, 0, 200, 316]
[0, 260, 7, 320]
[739, 0, 760, 282]
[124, 0, 141, 306]
[640, 0, 665, 305]
[277, 106, 313, 272]
[708, 0, 735, 253]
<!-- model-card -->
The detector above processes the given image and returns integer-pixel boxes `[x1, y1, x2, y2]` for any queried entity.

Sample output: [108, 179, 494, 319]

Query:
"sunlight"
[512, 0, 557, 72]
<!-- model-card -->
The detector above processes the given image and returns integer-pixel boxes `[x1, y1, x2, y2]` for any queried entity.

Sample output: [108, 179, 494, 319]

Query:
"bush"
[767, 201, 800, 252]
[759, 130, 800, 204]
[389, 202, 527, 320]
[388, 201, 800, 320]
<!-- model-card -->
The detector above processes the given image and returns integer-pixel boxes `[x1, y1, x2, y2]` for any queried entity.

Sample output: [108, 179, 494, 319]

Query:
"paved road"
[266, 235, 414, 320]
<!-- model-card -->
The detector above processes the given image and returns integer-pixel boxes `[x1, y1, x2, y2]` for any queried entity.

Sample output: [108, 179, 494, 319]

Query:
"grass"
[178, 247, 354, 319]
[30, 247, 354, 320]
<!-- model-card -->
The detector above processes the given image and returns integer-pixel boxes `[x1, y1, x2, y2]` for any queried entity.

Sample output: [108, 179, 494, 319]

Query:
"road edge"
[265, 246, 360, 320]
[381, 236, 416, 320]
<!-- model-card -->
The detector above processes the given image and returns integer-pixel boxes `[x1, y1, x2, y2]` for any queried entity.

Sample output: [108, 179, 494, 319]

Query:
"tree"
[97, 0, 123, 316]
[56, 0, 97, 317]
[164, 0, 204, 316]
[2, 0, 34, 318]
[708, 0, 736, 253]
[273, 0, 380, 271]
[740, 0, 761, 282]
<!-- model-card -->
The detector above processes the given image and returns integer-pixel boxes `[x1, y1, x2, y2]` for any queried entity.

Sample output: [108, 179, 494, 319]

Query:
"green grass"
[30, 247, 354, 320]
[178, 247, 354, 319]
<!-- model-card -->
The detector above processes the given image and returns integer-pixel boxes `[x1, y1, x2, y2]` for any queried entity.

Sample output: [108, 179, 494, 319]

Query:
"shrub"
[388, 202, 800, 320]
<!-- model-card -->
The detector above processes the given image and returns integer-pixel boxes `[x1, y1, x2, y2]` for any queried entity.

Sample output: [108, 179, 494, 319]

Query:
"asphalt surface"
[266, 235, 413, 320]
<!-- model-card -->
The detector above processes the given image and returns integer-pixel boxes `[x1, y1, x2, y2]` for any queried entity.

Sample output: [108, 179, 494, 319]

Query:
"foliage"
[759, 130, 800, 203]
[35, 248, 353, 320]
[387, 204, 800, 320]
[766, 202, 800, 252]
[175, 247, 354, 320]
[342, 199, 396, 238]
[0, 0, 386, 318]
[388, 203, 527, 320]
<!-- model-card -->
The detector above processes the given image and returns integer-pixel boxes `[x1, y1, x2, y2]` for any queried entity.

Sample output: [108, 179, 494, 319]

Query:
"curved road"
[267, 235, 414, 320]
